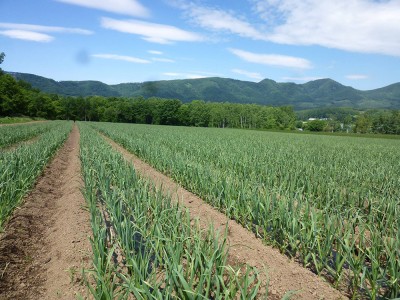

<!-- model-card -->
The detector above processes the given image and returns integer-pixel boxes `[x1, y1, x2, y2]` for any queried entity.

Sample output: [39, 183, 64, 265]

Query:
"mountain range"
[7, 72, 400, 110]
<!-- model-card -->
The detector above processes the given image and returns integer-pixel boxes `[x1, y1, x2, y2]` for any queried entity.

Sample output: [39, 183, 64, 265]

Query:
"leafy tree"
[0, 52, 5, 66]
[306, 120, 326, 131]
[157, 99, 181, 125]
[0, 74, 22, 116]
[0, 52, 4, 77]
[188, 100, 210, 127]
[28, 94, 56, 118]
[353, 115, 372, 133]
[177, 104, 190, 125]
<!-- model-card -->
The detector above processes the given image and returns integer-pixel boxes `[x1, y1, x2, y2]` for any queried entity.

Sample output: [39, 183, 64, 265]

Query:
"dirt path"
[0, 125, 92, 299]
[103, 134, 346, 300]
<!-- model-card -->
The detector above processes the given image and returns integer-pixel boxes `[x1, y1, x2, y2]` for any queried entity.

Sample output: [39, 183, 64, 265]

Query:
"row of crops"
[90, 122, 400, 299]
[0, 122, 55, 149]
[78, 123, 262, 299]
[0, 121, 72, 230]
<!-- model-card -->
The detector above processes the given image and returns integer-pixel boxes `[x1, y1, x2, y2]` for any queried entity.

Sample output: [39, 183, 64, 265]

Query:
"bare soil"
[103, 134, 347, 300]
[0, 125, 92, 300]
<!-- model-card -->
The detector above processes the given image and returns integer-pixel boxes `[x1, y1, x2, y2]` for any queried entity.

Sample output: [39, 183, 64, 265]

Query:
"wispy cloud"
[282, 76, 323, 82]
[0, 22, 92, 42]
[346, 74, 368, 80]
[148, 50, 163, 55]
[101, 17, 204, 44]
[175, 2, 267, 41]
[0, 30, 53, 42]
[229, 48, 312, 69]
[232, 68, 263, 80]
[252, 0, 400, 56]
[152, 57, 175, 63]
[56, 0, 149, 18]
[172, 0, 400, 56]
[163, 72, 208, 79]
[92, 53, 150, 64]
[0, 22, 93, 34]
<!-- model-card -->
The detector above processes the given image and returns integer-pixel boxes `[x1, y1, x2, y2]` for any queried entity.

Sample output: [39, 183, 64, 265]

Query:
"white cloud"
[152, 57, 175, 63]
[232, 68, 263, 80]
[252, 0, 400, 56]
[346, 74, 368, 80]
[56, 0, 149, 18]
[282, 76, 323, 82]
[163, 72, 207, 79]
[177, 2, 267, 41]
[101, 17, 204, 44]
[229, 48, 312, 69]
[0, 22, 93, 35]
[92, 53, 150, 63]
[0, 30, 54, 42]
[148, 50, 163, 55]
[163, 72, 180, 76]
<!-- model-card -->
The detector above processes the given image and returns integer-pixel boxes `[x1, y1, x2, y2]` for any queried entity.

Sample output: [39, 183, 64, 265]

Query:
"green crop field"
[0, 121, 55, 148]
[0, 121, 72, 229]
[78, 122, 261, 299]
[1, 120, 399, 299]
[89, 122, 400, 299]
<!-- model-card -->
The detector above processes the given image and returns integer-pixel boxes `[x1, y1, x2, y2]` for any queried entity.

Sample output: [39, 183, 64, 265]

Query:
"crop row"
[0, 121, 72, 230]
[91, 122, 400, 299]
[0, 121, 55, 149]
[78, 122, 262, 299]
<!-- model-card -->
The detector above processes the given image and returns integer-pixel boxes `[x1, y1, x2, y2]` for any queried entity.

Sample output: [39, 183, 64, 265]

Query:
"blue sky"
[0, 0, 399, 90]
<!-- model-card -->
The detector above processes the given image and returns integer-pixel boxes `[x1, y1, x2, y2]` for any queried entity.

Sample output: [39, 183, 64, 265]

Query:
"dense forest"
[1, 52, 400, 134]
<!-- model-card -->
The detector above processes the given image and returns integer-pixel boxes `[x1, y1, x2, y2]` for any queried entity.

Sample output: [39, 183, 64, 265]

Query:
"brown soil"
[103, 134, 347, 300]
[0, 125, 92, 300]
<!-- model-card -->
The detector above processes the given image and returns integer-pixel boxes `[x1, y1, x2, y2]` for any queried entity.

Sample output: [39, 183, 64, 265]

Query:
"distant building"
[308, 117, 329, 121]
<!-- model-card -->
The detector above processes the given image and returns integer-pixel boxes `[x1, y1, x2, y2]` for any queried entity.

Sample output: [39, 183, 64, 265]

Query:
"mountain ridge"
[7, 71, 400, 110]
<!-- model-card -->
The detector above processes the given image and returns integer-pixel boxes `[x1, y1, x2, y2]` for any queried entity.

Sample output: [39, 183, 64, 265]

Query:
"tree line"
[0, 65, 296, 130]
[297, 107, 400, 134]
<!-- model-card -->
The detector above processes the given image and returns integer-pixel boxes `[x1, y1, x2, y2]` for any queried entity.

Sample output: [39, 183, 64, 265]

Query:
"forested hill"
[8, 72, 400, 109]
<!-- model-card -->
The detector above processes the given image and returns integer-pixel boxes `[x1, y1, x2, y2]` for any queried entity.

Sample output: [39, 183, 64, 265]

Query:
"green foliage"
[353, 114, 373, 133]
[79, 122, 262, 298]
[0, 121, 72, 229]
[47, 95, 296, 130]
[296, 107, 357, 122]
[93, 122, 400, 298]
[0, 122, 54, 148]
[306, 120, 326, 131]
[0, 117, 37, 124]
[0, 72, 61, 119]
[0, 52, 4, 74]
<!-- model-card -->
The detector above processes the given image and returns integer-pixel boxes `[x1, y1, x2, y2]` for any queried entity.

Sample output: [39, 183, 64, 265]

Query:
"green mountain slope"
[8, 72, 120, 97]
[7, 72, 400, 109]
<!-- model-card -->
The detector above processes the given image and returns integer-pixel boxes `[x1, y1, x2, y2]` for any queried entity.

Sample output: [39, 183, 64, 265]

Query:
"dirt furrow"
[102, 134, 346, 300]
[0, 125, 92, 300]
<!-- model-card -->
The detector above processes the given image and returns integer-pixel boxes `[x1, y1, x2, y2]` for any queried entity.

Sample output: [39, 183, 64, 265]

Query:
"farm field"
[79, 122, 264, 299]
[0, 122, 92, 299]
[0, 121, 72, 228]
[92, 122, 400, 299]
[0, 120, 399, 299]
